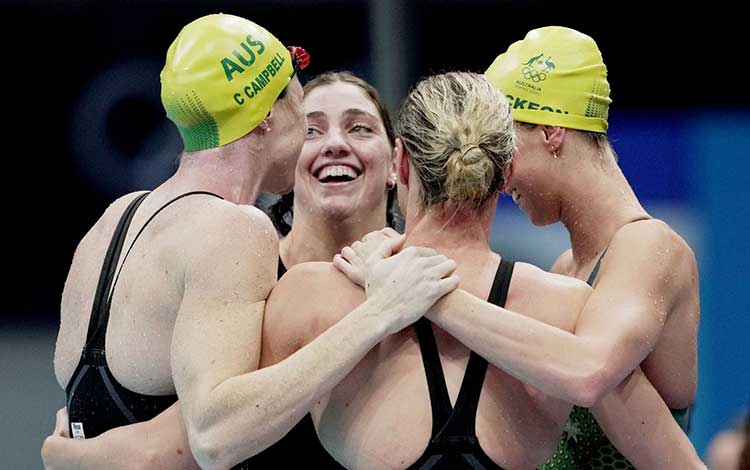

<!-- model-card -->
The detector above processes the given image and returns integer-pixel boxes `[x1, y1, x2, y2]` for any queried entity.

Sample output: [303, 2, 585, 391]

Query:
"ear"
[257, 118, 272, 133]
[388, 138, 400, 184]
[396, 138, 410, 188]
[541, 125, 566, 155]
[501, 158, 514, 193]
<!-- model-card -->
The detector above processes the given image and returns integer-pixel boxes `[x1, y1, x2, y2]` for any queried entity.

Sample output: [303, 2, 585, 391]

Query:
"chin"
[280, 180, 296, 195]
[529, 212, 558, 227]
[318, 200, 356, 221]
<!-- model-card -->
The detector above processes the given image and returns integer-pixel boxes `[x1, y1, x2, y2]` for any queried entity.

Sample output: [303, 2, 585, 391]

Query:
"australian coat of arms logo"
[521, 53, 555, 82]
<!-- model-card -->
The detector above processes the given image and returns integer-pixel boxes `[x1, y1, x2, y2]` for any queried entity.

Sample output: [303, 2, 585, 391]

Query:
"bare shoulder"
[84, 191, 149, 241]
[180, 201, 279, 263]
[187, 199, 277, 242]
[179, 202, 279, 304]
[549, 248, 574, 274]
[608, 218, 698, 285]
[508, 261, 591, 331]
[103, 191, 150, 215]
[512, 261, 591, 299]
[616, 219, 695, 259]
[261, 262, 365, 366]
[268, 261, 365, 336]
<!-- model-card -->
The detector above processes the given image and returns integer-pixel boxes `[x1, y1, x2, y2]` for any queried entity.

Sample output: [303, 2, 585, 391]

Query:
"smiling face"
[295, 81, 396, 221]
[505, 122, 562, 226]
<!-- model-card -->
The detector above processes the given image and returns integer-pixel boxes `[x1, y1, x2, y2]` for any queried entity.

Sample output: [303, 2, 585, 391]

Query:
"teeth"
[318, 165, 358, 181]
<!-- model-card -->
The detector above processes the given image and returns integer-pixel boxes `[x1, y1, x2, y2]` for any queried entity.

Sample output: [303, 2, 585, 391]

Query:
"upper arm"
[574, 220, 695, 379]
[171, 205, 279, 413]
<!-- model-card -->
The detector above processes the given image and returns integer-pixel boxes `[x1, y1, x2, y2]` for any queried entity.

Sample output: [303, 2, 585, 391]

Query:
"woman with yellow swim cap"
[416, 25, 704, 469]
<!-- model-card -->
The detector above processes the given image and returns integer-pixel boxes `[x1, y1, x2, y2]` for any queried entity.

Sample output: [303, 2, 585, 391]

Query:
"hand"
[363, 240, 460, 335]
[53, 407, 70, 437]
[41, 408, 75, 470]
[42, 434, 76, 470]
[334, 228, 403, 288]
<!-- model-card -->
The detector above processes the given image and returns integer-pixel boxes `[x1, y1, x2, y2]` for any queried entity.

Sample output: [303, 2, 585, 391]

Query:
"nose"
[321, 127, 351, 157]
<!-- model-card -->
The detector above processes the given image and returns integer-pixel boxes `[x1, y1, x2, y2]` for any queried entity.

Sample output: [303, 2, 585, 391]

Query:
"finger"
[425, 259, 458, 278]
[371, 234, 406, 260]
[381, 227, 401, 238]
[333, 253, 350, 271]
[419, 254, 451, 268]
[333, 254, 365, 288]
[341, 246, 361, 264]
[437, 273, 461, 296]
[361, 229, 383, 242]
[401, 246, 439, 258]
[54, 407, 69, 437]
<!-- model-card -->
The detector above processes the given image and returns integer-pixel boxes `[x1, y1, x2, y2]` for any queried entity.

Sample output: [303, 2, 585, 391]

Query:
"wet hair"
[396, 71, 514, 209]
[269, 71, 400, 235]
[516, 121, 618, 162]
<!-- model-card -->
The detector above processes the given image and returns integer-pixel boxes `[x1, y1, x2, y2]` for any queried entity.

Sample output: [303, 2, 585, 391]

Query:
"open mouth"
[315, 165, 361, 184]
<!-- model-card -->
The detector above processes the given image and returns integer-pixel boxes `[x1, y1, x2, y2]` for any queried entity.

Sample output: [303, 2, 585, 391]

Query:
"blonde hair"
[396, 71, 514, 208]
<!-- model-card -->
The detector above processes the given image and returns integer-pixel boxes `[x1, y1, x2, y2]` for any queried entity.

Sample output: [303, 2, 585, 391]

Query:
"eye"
[306, 127, 321, 138]
[351, 124, 373, 134]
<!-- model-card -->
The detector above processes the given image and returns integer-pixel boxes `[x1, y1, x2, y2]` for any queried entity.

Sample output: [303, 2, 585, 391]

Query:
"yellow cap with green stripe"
[161, 14, 294, 151]
[485, 26, 611, 133]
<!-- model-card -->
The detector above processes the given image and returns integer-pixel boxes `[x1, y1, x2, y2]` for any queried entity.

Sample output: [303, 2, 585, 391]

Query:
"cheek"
[297, 143, 319, 173]
[362, 143, 392, 177]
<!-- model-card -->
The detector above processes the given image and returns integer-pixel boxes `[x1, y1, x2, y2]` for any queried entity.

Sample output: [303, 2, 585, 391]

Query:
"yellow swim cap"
[161, 14, 297, 151]
[485, 26, 611, 133]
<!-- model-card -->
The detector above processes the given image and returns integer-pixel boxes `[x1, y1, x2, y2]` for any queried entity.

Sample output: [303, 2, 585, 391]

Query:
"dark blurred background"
[2, 1, 747, 467]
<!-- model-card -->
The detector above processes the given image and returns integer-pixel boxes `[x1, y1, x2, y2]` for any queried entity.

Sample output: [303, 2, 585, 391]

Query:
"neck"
[559, 152, 649, 266]
[281, 202, 388, 268]
[164, 143, 266, 205]
[404, 196, 496, 256]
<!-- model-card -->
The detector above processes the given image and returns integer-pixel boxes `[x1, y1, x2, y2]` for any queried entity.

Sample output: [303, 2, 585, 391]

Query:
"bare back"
[262, 249, 589, 469]
[54, 190, 253, 396]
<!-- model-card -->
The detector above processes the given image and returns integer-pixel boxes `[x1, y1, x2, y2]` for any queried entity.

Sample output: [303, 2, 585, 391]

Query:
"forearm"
[187, 301, 389, 469]
[591, 368, 704, 469]
[42, 403, 198, 470]
[427, 289, 612, 406]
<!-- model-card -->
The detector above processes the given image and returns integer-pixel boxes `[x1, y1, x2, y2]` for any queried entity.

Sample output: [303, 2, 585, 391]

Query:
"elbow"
[189, 428, 235, 470]
[569, 362, 613, 407]
[571, 373, 607, 407]
[188, 410, 268, 470]
[186, 407, 240, 470]
[188, 427, 242, 470]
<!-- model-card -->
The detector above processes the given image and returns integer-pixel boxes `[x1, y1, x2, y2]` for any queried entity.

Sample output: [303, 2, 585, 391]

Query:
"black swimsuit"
[66, 191, 222, 439]
[408, 259, 514, 470]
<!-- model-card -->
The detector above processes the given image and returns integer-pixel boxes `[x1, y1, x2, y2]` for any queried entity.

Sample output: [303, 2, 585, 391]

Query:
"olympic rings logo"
[522, 66, 547, 82]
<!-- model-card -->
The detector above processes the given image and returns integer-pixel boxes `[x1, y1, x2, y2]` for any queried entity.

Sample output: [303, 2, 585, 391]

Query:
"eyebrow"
[306, 111, 326, 120]
[342, 108, 379, 122]
[306, 108, 379, 122]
